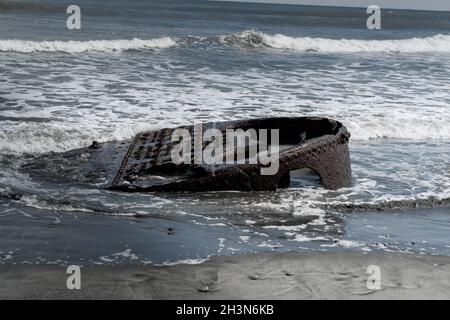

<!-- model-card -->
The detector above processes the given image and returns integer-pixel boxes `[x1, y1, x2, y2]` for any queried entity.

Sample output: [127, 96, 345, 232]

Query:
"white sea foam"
[291, 235, 327, 242]
[0, 255, 13, 261]
[17, 194, 95, 213]
[1, 56, 449, 157]
[0, 120, 164, 154]
[223, 30, 450, 53]
[111, 249, 139, 260]
[157, 258, 209, 266]
[263, 225, 307, 232]
[239, 235, 250, 242]
[321, 239, 366, 248]
[1, 112, 448, 156]
[0, 37, 176, 53]
[344, 117, 450, 141]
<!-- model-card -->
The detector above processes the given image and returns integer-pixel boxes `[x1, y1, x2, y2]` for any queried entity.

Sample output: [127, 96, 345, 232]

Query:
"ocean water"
[0, 0, 449, 265]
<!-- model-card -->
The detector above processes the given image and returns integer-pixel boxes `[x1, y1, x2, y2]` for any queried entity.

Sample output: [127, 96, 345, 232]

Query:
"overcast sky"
[220, 0, 450, 11]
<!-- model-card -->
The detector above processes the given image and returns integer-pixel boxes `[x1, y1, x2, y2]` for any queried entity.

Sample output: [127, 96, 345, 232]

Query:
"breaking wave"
[3, 31, 450, 54]
[221, 30, 450, 53]
[0, 37, 176, 53]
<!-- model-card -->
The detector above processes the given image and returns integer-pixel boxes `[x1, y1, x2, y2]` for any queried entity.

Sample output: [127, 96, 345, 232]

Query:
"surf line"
[171, 123, 280, 175]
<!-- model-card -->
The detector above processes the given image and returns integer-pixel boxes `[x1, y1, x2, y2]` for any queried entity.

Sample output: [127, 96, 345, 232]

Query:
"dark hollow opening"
[279, 168, 321, 189]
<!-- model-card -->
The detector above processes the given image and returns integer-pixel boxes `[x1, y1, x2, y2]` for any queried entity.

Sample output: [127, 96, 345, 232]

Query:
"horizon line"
[211, 0, 450, 13]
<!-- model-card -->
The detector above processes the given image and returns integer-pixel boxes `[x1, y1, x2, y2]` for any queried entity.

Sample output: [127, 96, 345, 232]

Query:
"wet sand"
[1, 252, 449, 299]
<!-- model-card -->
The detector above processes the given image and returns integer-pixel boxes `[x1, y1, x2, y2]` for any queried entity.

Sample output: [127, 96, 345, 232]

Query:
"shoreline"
[1, 252, 449, 299]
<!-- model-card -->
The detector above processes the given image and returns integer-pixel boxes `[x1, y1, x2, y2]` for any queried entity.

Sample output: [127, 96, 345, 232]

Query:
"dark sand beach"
[1, 252, 450, 300]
